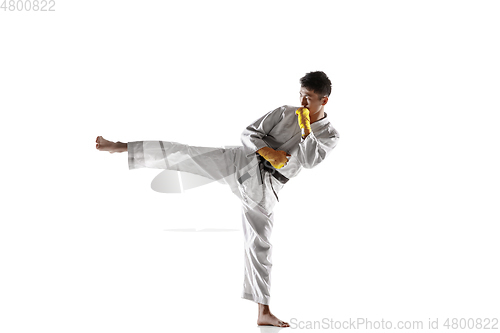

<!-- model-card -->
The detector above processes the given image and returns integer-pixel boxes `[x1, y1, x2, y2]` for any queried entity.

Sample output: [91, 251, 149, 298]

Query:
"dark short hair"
[300, 71, 332, 98]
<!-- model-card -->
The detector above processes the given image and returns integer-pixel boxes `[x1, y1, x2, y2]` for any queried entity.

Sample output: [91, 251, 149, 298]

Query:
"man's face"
[299, 86, 328, 113]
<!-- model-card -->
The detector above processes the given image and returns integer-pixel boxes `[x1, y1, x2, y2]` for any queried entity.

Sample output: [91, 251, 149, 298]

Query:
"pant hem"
[241, 292, 270, 305]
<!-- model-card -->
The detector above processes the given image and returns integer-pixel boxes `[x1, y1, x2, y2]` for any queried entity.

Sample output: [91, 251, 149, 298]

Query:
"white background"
[1, 0, 499, 332]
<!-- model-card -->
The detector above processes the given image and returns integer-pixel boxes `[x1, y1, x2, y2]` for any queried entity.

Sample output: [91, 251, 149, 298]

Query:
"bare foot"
[95, 136, 117, 153]
[257, 307, 289, 327]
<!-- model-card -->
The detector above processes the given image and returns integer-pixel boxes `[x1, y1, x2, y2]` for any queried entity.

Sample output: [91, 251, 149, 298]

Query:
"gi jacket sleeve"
[296, 126, 339, 169]
[240, 106, 284, 157]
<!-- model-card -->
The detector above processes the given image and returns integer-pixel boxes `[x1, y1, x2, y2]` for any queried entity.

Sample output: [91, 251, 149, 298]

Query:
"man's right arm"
[240, 106, 284, 157]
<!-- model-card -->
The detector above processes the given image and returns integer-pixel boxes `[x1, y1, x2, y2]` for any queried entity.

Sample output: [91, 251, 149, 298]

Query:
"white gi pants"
[128, 140, 284, 305]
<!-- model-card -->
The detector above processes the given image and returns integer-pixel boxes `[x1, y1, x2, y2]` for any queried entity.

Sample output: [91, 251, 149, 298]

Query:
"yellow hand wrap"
[257, 147, 289, 169]
[296, 107, 311, 137]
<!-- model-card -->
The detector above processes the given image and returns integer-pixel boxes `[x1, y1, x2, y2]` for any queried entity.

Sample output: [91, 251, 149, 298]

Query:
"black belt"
[237, 155, 290, 202]
[257, 155, 289, 202]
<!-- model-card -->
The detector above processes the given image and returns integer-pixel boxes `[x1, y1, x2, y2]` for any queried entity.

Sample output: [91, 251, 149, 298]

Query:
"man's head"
[299, 71, 331, 112]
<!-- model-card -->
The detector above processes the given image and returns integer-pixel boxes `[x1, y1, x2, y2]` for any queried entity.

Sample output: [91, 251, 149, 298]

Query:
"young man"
[96, 71, 340, 327]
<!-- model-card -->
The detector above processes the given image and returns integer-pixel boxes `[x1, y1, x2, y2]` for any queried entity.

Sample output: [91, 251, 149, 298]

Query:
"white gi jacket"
[241, 105, 340, 180]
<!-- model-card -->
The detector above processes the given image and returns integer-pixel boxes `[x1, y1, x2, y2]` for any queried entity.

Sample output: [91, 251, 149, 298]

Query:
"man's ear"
[321, 96, 329, 106]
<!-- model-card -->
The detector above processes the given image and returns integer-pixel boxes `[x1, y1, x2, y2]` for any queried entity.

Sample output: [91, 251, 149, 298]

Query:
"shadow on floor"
[258, 325, 288, 332]
[163, 228, 240, 232]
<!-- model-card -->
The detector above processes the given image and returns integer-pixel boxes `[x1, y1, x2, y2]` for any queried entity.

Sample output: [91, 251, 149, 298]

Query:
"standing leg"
[240, 199, 275, 305]
[236, 164, 289, 327]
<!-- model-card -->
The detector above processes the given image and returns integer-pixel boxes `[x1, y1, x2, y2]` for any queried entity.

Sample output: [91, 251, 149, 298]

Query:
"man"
[96, 71, 340, 327]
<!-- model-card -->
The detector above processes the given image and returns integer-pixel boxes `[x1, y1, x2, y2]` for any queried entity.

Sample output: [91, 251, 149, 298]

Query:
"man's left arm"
[296, 129, 340, 169]
[294, 107, 339, 168]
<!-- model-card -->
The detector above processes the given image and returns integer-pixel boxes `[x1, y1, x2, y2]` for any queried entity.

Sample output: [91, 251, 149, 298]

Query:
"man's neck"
[310, 108, 325, 124]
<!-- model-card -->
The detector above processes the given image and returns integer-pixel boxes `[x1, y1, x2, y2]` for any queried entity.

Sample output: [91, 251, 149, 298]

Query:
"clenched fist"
[257, 147, 291, 169]
[296, 107, 311, 137]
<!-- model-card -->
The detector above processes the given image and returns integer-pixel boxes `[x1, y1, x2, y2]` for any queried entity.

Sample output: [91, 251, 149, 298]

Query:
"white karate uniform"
[127, 105, 340, 305]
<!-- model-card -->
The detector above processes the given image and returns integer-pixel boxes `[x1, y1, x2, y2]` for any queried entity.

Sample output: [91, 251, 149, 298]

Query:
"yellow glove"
[257, 147, 290, 169]
[296, 107, 311, 137]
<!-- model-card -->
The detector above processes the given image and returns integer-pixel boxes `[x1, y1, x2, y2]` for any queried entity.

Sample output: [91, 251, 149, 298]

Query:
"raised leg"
[127, 140, 241, 185]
